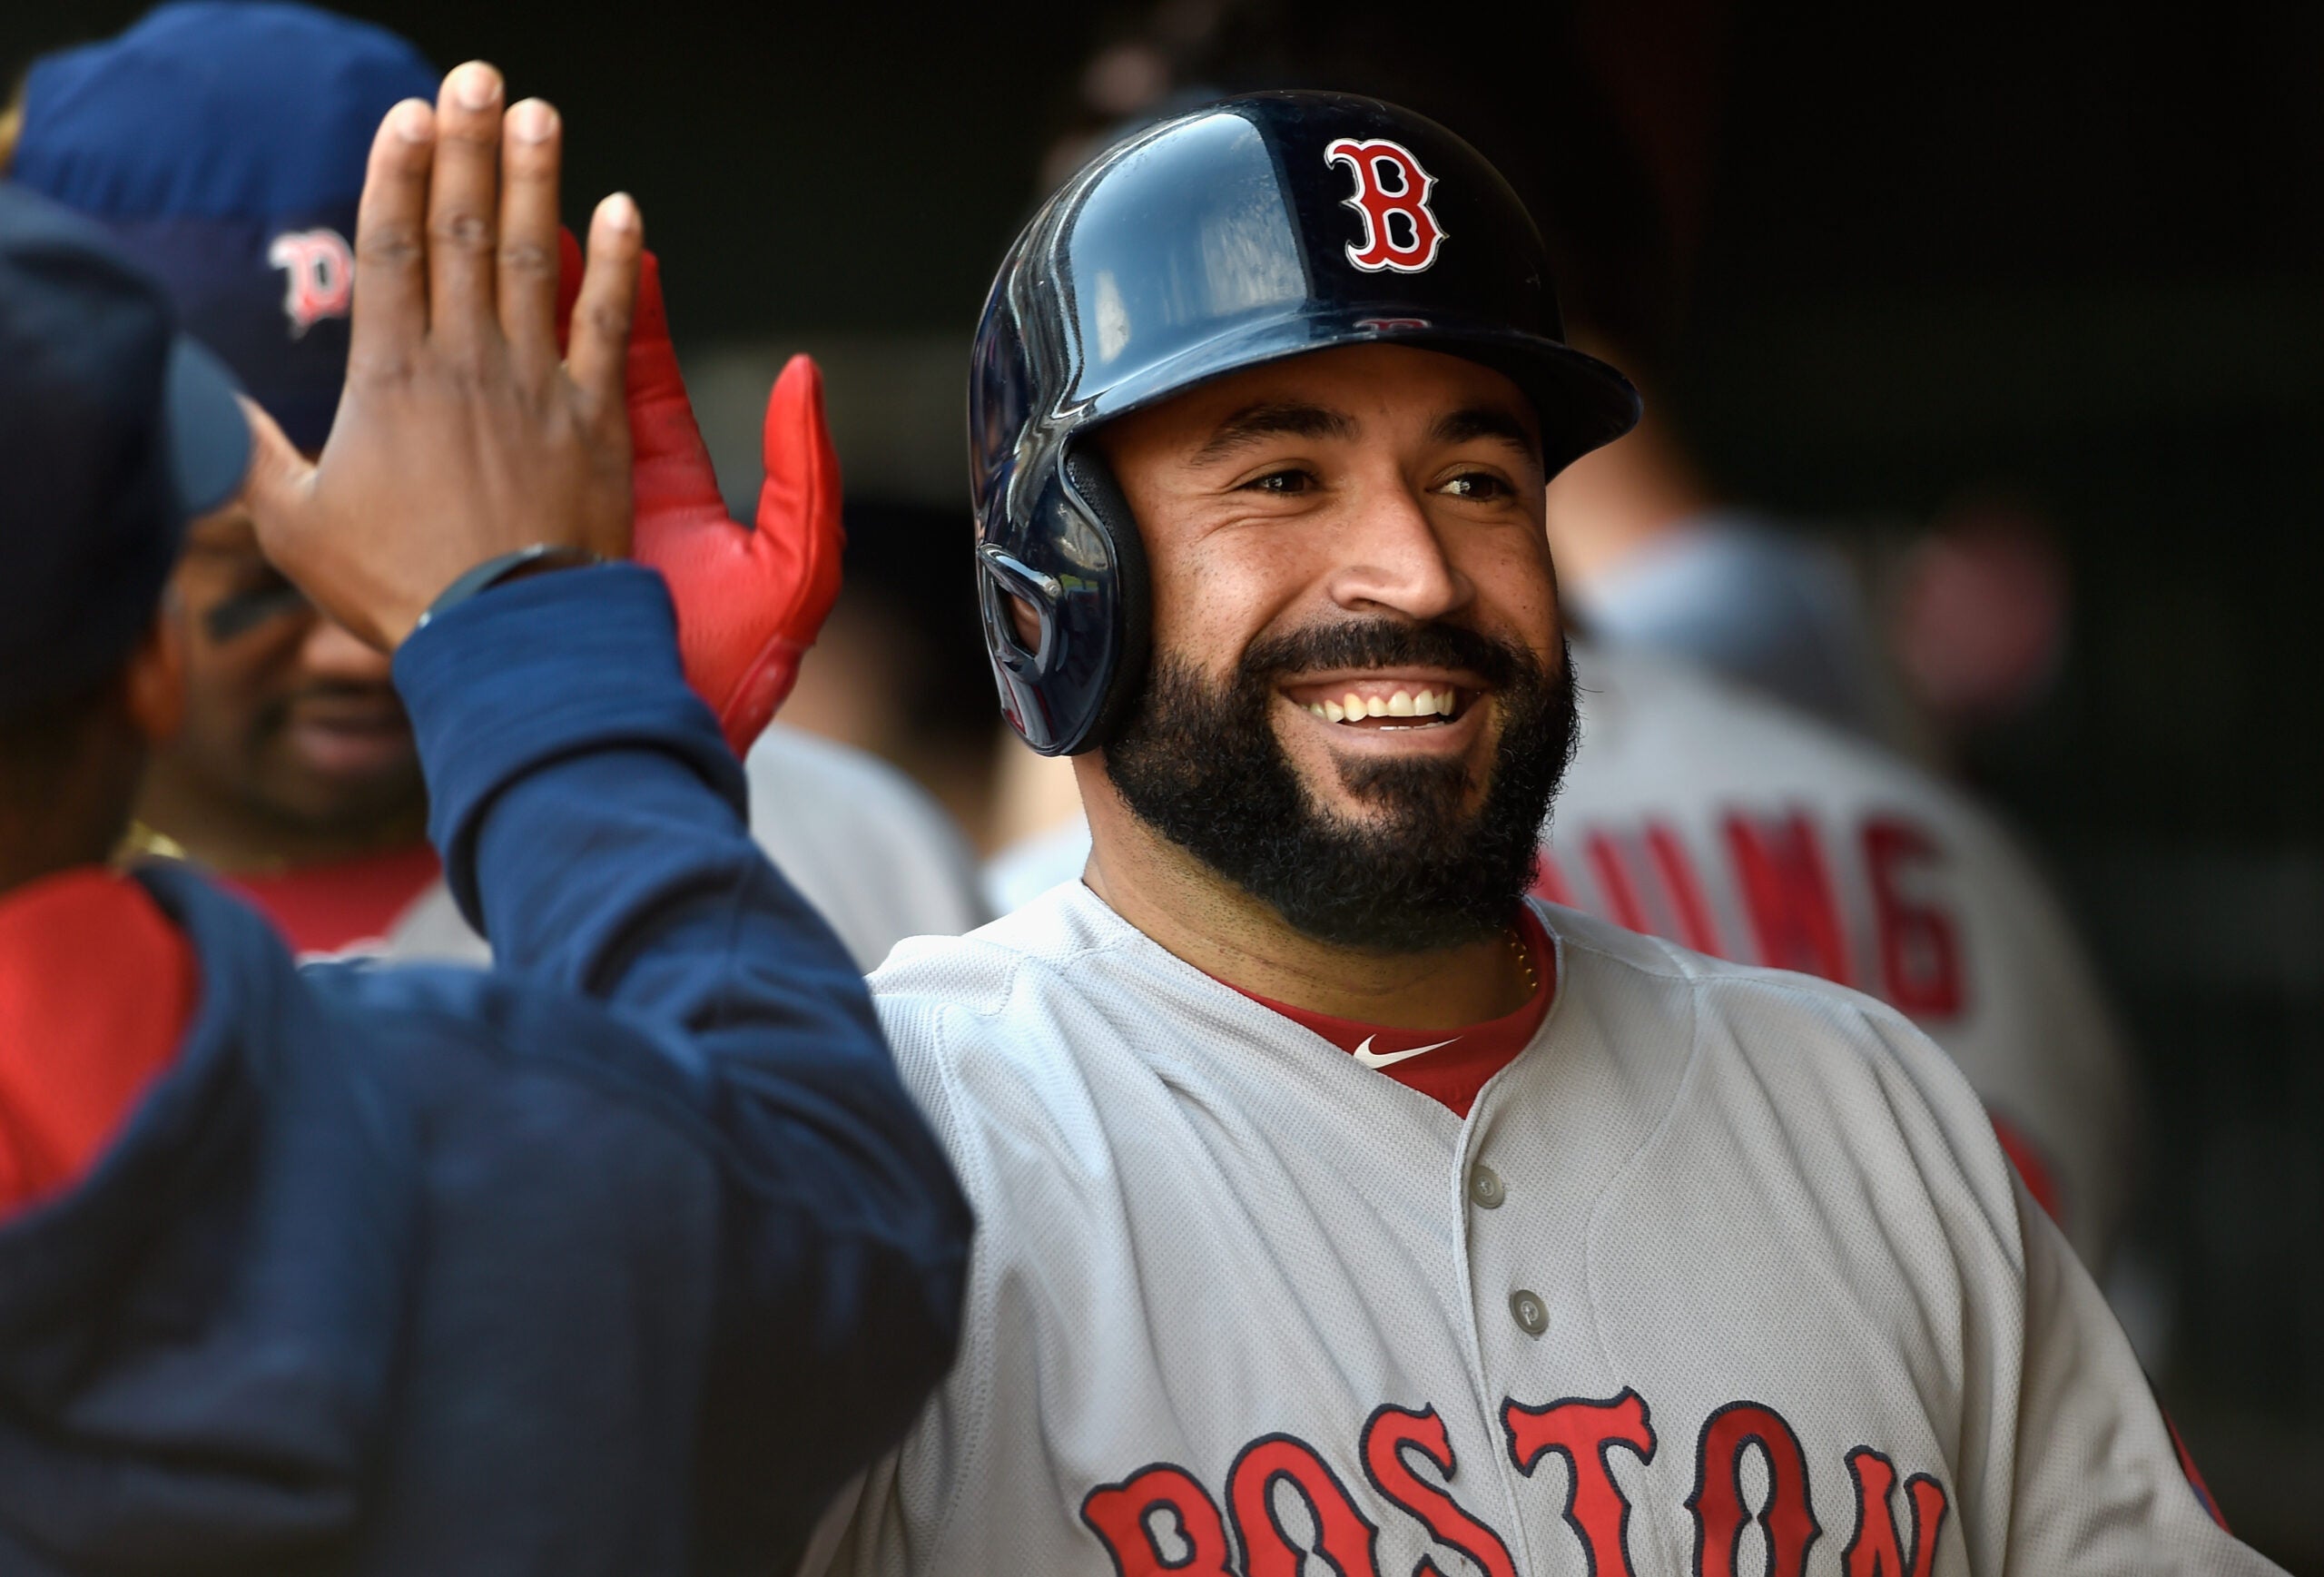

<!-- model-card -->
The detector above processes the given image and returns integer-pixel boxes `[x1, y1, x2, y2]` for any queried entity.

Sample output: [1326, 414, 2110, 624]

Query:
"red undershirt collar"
[219, 841, 441, 956]
[1226, 910, 1556, 1118]
[0, 868, 198, 1219]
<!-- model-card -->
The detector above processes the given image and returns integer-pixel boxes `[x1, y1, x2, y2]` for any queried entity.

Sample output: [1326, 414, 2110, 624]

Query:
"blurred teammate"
[0, 64, 965, 1572]
[776, 94, 2260, 1573]
[5, 2, 984, 966]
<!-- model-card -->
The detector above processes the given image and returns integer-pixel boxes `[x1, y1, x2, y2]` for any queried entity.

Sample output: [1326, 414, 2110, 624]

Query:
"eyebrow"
[1429, 405, 1543, 464]
[1189, 400, 1358, 465]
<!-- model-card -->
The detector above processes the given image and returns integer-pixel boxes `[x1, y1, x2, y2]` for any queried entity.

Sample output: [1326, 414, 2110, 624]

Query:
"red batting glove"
[556, 232, 845, 757]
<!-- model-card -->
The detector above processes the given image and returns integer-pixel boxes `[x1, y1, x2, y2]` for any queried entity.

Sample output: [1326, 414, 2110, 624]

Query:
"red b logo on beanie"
[1324, 139, 1446, 274]
[267, 228, 354, 338]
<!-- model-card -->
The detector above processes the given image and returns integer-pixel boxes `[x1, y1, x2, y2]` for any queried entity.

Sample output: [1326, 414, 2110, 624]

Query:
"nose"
[1322, 479, 1473, 623]
[298, 613, 395, 685]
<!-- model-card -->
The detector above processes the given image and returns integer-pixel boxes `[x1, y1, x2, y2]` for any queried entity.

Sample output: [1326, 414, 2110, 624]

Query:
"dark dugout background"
[9, 0, 2323, 1563]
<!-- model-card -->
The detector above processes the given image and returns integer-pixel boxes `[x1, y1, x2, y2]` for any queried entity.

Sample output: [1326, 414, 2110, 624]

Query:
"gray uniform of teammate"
[372, 724, 986, 971]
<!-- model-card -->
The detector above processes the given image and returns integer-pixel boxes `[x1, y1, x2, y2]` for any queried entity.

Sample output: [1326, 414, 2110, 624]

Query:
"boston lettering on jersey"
[1080, 1389, 1946, 1577]
[1535, 811, 1965, 1023]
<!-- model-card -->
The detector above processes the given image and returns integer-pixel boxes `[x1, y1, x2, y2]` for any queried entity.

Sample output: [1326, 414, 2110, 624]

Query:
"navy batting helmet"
[970, 90, 1641, 755]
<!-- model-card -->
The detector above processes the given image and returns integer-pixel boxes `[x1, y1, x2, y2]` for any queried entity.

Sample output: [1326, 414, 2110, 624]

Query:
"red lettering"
[1862, 819, 1963, 1020]
[1081, 1464, 1235, 1577]
[1227, 1434, 1383, 1577]
[1841, 1448, 1948, 1577]
[1323, 138, 1446, 273]
[1687, 1402, 1822, 1577]
[1502, 1389, 1656, 1577]
[1644, 823, 1723, 955]
[1360, 1405, 1518, 1577]
[265, 227, 353, 335]
[1722, 812, 1852, 985]
[1585, 830, 1653, 934]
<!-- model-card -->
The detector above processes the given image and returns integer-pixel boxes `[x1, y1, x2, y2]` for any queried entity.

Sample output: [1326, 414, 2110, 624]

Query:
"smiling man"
[791, 94, 2273, 1575]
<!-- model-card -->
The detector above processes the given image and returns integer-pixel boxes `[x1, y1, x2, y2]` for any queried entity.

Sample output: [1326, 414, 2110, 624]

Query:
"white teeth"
[1309, 688, 1456, 724]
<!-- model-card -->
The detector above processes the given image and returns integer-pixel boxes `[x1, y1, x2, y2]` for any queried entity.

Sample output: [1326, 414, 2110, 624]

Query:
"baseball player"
[0, 66, 965, 1572]
[987, 640, 2140, 1273]
[775, 94, 2270, 1573]
[984, 0, 2138, 1278]
[4, 2, 986, 969]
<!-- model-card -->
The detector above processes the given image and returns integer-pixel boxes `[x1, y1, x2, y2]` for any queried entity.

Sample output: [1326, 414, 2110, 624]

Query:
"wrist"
[392, 565, 741, 927]
[415, 545, 606, 633]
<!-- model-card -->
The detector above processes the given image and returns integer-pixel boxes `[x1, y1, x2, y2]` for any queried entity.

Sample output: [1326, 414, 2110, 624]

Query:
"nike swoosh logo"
[1351, 1035, 1462, 1070]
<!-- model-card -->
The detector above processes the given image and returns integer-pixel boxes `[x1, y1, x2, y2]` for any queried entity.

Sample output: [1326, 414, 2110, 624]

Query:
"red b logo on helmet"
[267, 228, 354, 338]
[1324, 138, 1446, 273]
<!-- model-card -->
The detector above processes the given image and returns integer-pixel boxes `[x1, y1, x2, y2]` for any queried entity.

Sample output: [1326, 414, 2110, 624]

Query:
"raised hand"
[241, 62, 644, 650]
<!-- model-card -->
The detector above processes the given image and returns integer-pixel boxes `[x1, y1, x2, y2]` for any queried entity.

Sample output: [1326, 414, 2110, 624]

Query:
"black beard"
[1104, 620, 1576, 951]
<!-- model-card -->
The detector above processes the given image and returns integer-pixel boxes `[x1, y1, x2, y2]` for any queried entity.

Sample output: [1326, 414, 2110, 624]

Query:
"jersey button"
[1509, 1289, 1549, 1337]
[1469, 1164, 1505, 1209]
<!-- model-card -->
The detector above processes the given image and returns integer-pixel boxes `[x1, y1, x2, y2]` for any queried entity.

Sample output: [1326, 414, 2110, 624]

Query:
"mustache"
[1239, 618, 1528, 690]
[253, 681, 409, 734]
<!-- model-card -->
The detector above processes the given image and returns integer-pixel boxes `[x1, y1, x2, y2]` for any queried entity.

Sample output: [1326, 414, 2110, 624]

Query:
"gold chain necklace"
[1507, 923, 1540, 998]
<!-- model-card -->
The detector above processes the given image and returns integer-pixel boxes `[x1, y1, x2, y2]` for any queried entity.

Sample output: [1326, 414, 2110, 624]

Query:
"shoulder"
[747, 724, 939, 816]
[1542, 898, 1987, 1121]
[1571, 643, 1993, 838]
[744, 725, 972, 862]
[867, 883, 1236, 1159]
[874, 873, 1133, 989]
[1543, 900, 2021, 1228]
[743, 724, 988, 963]
[1571, 641, 1879, 778]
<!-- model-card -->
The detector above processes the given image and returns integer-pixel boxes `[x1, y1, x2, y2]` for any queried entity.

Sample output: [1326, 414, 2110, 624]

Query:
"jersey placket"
[1446, 925, 1690, 1577]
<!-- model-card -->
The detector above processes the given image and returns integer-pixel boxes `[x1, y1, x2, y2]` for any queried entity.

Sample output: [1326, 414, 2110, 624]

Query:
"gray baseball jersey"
[806, 885, 2271, 1576]
[1541, 644, 2137, 1270]
[981, 642, 2137, 1271]
[359, 723, 988, 971]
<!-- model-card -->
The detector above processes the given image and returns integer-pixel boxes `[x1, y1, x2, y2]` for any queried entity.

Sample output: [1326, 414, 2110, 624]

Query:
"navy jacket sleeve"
[393, 566, 970, 1559]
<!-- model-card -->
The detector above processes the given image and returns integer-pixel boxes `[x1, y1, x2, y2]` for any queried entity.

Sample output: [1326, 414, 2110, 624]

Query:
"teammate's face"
[1094, 344, 1574, 948]
[148, 503, 421, 838]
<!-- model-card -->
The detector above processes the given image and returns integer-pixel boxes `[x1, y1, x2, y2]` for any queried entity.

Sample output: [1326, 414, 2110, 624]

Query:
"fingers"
[553, 225, 586, 358]
[566, 192, 645, 419]
[497, 98, 564, 363]
[348, 99, 435, 373]
[426, 61, 507, 355]
[760, 355, 842, 524]
[234, 396, 318, 551]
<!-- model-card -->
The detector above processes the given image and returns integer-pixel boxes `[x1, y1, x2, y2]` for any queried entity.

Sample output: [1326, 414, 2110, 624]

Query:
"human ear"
[123, 608, 187, 746]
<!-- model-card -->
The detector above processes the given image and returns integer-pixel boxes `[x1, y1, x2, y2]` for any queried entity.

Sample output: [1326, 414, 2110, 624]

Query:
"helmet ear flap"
[1061, 445, 1152, 754]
